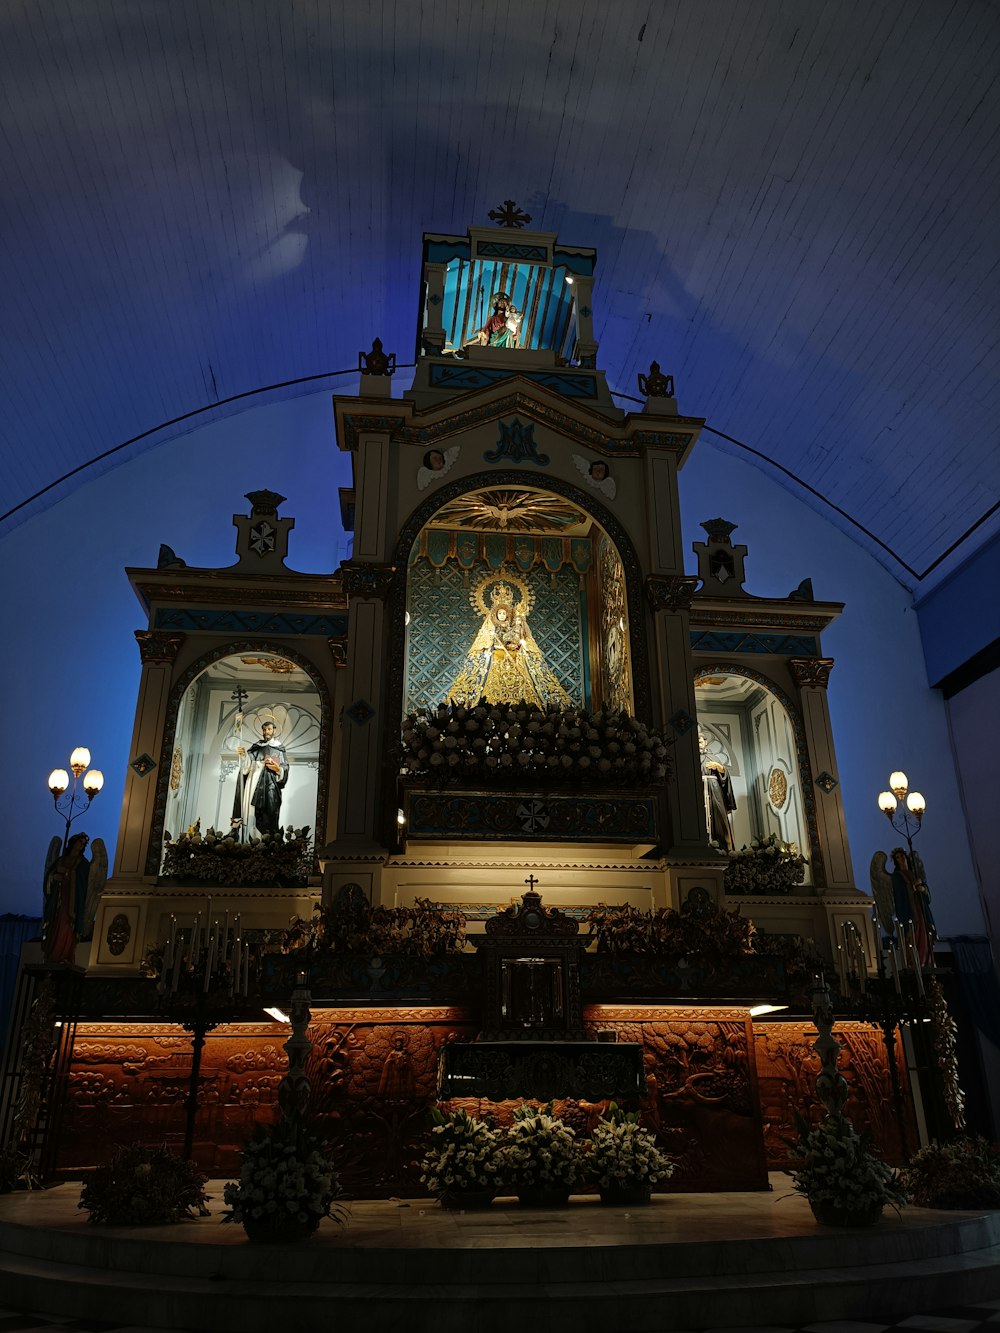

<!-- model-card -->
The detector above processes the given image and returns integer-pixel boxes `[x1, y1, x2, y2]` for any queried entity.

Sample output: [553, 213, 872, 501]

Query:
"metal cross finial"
[489, 199, 532, 229]
[231, 687, 249, 709]
[524, 874, 539, 892]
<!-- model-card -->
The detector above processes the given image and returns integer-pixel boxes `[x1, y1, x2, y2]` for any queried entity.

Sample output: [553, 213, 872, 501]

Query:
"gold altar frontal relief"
[446, 569, 571, 709]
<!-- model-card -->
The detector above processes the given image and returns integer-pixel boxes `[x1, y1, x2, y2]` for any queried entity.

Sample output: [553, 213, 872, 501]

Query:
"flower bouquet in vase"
[223, 1120, 346, 1243]
[421, 1107, 502, 1210]
[788, 1112, 906, 1227]
[588, 1102, 674, 1206]
[500, 1103, 579, 1207]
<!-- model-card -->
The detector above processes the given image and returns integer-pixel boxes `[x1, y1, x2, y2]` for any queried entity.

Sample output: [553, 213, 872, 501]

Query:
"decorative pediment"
[482, 886, 580, 939]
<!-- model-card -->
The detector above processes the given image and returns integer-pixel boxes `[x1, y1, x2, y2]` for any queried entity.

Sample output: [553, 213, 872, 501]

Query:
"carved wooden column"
[789, 656, 854, 890]
[335, 561, 396, 850]
[112, 630, 186, 883]
[645, 575, 709, 853]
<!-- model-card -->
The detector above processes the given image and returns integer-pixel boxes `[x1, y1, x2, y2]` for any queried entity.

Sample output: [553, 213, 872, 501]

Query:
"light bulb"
[83, 770, 104, 798]
[69, 747, 91, 775]
[877, 791, 897, 815]
[48, 769, 69, 796]
[906, 791, 926, 818]
[889, 771, 908, 799]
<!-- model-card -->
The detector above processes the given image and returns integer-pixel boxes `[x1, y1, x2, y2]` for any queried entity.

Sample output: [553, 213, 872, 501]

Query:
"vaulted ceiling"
[2, 0, 997, 592]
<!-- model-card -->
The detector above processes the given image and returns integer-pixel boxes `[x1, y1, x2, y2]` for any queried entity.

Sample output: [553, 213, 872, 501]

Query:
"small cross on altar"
[524, 874, 539, 892]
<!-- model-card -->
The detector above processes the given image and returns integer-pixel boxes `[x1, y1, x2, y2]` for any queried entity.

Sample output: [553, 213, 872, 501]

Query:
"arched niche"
[694, 665, 821, 887]
[145, 643, 330, 875]
[397, 480, 640, 718]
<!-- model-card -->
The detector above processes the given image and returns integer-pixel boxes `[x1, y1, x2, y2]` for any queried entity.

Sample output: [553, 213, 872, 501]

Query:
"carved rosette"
[340, 562, 397, 601]
[788, 656, 834, 689]
[134, 630, 186, 664]
[644, 574, 699, 613]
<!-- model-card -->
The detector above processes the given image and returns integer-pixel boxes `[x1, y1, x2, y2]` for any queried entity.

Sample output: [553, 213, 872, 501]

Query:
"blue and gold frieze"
[404, 789, 659, 843]
[428, 362, 599, 399]
[154, 609, 349, 636]
[690, 630, 820, 656]
[340, 393, 694, 456]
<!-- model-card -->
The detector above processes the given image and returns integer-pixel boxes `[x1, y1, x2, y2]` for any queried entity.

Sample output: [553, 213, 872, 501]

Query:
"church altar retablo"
[4, 207, 930, 1195]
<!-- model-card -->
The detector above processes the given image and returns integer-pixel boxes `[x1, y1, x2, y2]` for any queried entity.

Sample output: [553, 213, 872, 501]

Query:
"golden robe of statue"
[447, 572, 570, 709]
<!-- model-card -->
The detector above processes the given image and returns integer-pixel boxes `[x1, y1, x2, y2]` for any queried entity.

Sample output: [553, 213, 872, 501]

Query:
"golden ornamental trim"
[788, 657, 834, 689]
[134, 630, 186, 664]
[340, 561, 397, 600]
[644, 575, 699, 613]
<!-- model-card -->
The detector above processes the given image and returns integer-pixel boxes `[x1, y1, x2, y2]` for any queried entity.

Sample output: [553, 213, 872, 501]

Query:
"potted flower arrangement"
[79, 1143, 209, 1225]
[223, 1120, 346, 1243]
[787, 1113, 906, 1227]
[500, 1103, 579, 1207]
[587, 1102, 674, 1206]
[421, 1107, 502, 1209]
[400, 702, 669, 789]
[724, 833, 807, 895]
[901, 1137, 1000, 1209]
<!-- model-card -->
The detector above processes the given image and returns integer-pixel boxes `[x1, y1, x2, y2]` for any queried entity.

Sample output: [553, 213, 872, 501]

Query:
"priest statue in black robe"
[700, 732, 737, 851]
[232, 718, 289, 839]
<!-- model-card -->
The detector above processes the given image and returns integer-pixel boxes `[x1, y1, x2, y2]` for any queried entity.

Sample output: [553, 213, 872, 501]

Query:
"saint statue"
[447, 570, 570, 709]
[700, 732, 737, 851]
[232, 715, 289, 839]
[461, 291, 523, 352]
[42, 832, 108, 965]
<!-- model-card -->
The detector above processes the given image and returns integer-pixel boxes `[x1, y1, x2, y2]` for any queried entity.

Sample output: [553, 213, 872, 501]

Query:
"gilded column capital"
[340, 561, 397, 600]
[788, 656, 834, 689]
[644, 574, 699, 613]
[134, 629, 186, 664]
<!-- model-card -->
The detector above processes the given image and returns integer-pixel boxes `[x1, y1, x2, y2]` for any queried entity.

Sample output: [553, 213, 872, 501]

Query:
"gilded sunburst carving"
[429, 489, 587, 532]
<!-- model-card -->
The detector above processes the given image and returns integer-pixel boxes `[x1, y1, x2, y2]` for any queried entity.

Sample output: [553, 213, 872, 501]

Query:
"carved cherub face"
[589, 460, 609, 482]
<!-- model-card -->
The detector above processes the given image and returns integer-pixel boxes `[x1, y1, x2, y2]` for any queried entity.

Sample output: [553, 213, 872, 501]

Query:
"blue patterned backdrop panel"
[404, 551, 587, 714]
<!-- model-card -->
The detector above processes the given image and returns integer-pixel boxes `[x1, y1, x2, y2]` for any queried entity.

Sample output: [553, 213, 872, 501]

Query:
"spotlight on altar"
[47, 745, 104, 848]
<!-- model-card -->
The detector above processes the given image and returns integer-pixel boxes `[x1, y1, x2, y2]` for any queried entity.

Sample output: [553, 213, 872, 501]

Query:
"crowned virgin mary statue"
[447, 571, 570, 709]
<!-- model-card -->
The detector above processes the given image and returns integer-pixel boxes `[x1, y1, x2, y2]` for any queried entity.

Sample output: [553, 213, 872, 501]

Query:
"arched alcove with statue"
[399, 478, 643, 721]
[695, 666, 813, 886]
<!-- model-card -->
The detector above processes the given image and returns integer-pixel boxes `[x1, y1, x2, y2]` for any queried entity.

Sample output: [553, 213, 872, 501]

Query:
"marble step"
[2, 1240, 1000, 1332]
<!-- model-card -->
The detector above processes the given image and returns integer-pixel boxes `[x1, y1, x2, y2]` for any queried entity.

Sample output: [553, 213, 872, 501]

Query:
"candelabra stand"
[152, 906, 254, 1161]
[844, 957, 926, 1156]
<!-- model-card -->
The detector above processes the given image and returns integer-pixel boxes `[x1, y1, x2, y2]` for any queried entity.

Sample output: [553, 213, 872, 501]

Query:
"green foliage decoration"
[900, 1137, 1000, 1209]
[79, 1144, 209, 1225]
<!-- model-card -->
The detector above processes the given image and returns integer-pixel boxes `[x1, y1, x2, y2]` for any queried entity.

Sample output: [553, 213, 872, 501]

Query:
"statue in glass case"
[232, 715, 289, 839]
[447, 571, 570, 709]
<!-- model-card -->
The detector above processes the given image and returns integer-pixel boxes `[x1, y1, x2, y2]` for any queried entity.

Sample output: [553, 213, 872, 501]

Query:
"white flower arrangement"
[588, 1103, 674, 1189]
[420, 1107, 502, 1196]
[223, 1121, 346, 1233]
[500, 1103, 579, 1190]
[400, 701, 669, 789]
[788, 1113, 906, 1214]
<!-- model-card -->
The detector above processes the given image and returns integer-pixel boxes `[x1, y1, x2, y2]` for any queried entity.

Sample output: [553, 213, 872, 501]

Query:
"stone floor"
[1, 1179, 998, 1332]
